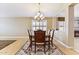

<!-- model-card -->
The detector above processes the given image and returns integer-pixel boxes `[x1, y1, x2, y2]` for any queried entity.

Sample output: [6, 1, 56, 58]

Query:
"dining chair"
[45, 29, 55, 52]
[34, 30, 46, 54]
[27, 29, 33, 51]
[45, 29, 51, 51]
[50, 30, 55, 47]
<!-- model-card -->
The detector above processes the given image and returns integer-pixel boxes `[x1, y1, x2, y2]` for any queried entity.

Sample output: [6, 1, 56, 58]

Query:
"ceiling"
[0, 3, 69, 17]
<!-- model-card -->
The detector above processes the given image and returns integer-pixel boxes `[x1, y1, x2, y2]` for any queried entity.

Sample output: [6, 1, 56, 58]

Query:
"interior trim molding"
[0, 36, 28, 38]
[54, 38, 71, 48]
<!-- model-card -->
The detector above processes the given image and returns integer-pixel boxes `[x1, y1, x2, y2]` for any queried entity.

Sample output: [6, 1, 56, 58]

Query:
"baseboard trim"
[74, 49, 79, 53]
[54, 38, 71, 48]
[0, 36, 28, 38]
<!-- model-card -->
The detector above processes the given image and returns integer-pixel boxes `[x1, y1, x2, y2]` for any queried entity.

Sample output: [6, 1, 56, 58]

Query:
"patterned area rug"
[16, 40, 62, 55]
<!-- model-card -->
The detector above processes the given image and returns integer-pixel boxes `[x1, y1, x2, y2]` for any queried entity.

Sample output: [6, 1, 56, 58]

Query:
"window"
[32, 20, 47, 31]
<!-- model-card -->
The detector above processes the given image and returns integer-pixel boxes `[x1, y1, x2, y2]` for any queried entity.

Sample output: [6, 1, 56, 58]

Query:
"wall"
[54, 9, 67, 44]
[54, 4, 75, 48]
[46, 17, 57, 30]
[0, 17, 54, 37]
[0, 17, 32, 36]
[74, 4, 79, 51]
[46, 17, 53, 30]
[52, 17, 57, 30]
[74, 38, 79, 52]
[56, 5, 75, 48]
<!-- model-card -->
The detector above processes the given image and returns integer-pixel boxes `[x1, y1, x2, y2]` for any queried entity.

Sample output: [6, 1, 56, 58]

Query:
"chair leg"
[51, 40, 53, 47]
[30, 37, 32, 51]
[35, 43, 36, 54]
[31, 42, 32, 51]
[49, 41, 50, 54]
[51, 40, 54, 52]
[44, 44, 46, 54]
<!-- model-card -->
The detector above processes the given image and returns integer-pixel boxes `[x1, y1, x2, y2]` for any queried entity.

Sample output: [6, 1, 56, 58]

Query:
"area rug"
[16, 40, 62, 55]
[0, 40, 16, 50]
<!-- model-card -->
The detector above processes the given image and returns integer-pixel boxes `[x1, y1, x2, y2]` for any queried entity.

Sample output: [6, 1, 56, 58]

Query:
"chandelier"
[34, 3, 45, 20]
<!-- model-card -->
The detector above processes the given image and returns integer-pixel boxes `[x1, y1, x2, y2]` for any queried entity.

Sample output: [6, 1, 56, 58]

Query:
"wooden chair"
[27, 29, 33, 51]
[45, 29, 55, 52]
[34, 30, 46, 54]
[50, 30, 55, 47]
[45, 30, 51, 48]
[48, 29, 51, 35]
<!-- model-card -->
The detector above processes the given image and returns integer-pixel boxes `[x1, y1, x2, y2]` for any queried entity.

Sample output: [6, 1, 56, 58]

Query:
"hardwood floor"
[0, 38, 28, 55]
[0, 37, 78, 55]
[53, 39, 79, 55]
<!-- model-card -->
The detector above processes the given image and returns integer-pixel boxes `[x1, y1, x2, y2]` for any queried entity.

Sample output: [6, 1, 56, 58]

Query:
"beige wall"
[74, 4, 79, 51]
[0, 17, 56, 36]
[46, 17, 52, 30]
[52, 17, 57, 30]
[46, 17, 57, 30]
[61, 4, 75, 48]
[0, 17, 32, 36]
[54, 4, 75, 49]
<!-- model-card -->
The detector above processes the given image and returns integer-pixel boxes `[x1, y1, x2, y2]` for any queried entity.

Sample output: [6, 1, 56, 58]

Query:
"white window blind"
[32, 20, 47, 31]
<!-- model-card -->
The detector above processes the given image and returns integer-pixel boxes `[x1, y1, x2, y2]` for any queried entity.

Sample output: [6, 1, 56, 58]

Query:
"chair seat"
[36, 43, 44, 45]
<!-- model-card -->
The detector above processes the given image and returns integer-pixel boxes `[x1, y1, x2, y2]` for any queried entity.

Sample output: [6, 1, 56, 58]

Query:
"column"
[65, 4, 76, 48]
